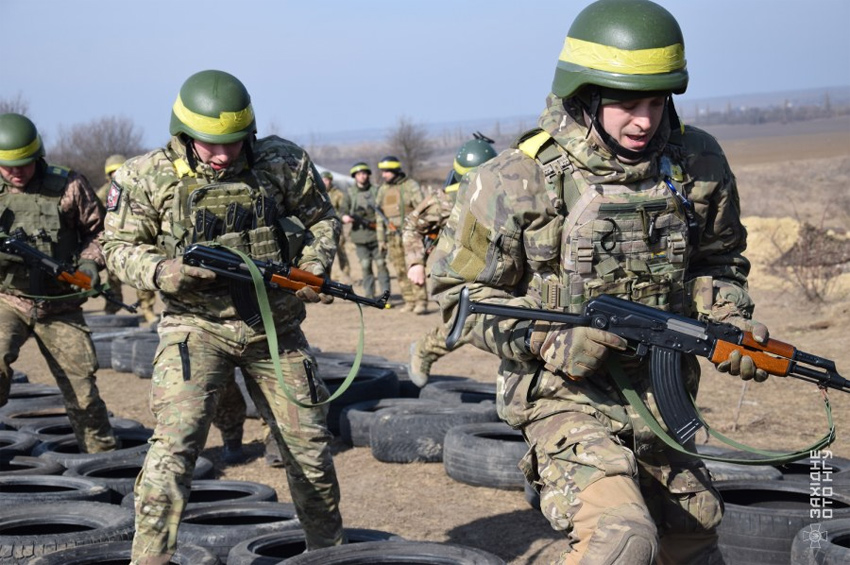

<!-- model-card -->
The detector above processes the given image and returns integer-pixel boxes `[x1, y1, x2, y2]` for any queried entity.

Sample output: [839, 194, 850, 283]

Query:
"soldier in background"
[97, 154, 158, 323]
[321, 171, 351, 282]
[0, 113, 117, 454]
[341, 162, 390, 300]
[431, 1, 770, 562]
[101, 69, 344, 563]
[376, 156, 427, 313]
[404, 134, 497, 386]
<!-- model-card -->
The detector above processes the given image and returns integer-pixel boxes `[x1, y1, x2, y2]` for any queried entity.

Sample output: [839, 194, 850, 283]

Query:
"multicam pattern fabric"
[432, 93, 746, 561]
[402, 186, 454, 271]
[102, 135, 343, 563]
[325, 184, 351, 277]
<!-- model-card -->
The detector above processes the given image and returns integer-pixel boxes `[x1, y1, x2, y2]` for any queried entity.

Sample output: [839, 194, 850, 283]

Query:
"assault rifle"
[0, 228, 137, 313]
[183, 244, 389, 326]
[369, 204, 399, 235]
[446, 286, 849, 446]
[349, 213, 377, 231]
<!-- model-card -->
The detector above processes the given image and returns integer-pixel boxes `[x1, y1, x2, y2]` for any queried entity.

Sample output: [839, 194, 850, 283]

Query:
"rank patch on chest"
[106, 182, 122, 211]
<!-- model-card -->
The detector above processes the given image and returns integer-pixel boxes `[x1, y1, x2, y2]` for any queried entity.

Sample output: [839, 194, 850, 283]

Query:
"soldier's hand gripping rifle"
[183, 243, 390, 326]
[0, 228, 137, 313]
[447, 287, 848, 452]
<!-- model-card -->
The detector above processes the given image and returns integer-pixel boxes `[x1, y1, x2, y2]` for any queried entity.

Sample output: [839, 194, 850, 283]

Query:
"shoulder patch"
[46, 165, 70, 178]
[106, 181, 122, 211]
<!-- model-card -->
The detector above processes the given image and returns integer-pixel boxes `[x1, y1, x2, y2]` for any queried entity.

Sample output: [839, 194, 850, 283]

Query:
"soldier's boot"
[409, 340, 436, 388]
[413, 300, 429, 315]
[264, 434, 285, 468]
[400, 302, 414, 313]
[221, 438, 246, 465]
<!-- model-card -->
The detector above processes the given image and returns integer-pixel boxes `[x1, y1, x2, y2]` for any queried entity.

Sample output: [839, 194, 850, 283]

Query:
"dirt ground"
[13, 123, 850, 564]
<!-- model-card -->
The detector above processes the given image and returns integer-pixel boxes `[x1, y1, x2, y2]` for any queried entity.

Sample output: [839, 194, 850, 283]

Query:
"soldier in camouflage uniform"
[341, 162, 390, 300]
[321, 171, 352, 282]
[0, 113, 117, 454]
[376, 156, 427, 312]
[97, 154, 159, 323]
[431, 1, 771, 563]
[404, 134, 497, 386]
[101, 70, 344, 564]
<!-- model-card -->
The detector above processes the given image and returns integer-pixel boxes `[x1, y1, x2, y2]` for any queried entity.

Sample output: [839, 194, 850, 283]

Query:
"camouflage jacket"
[402, 185, 454, 269]
[0, 162, 105, 317]
[102, 135, 339, 336]
[431, 94, 754, 431]
[326, 184, 348, 215]
[376, 173, 423, 244]
[342, 183, 379, 245]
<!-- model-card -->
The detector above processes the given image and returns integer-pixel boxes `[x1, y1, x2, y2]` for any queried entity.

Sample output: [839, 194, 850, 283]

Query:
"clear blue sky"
[2, 0, 848, 148]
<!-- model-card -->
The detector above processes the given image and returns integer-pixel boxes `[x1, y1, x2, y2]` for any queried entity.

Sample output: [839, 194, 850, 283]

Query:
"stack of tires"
[0, 355, 509, 564]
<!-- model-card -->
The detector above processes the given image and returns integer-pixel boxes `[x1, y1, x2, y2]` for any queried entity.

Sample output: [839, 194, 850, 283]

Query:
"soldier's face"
[381, 170, 396, 182]
[354, 171, 370, 185]
[323, 177, 332, 190]
[0, 162, 36, 188]
[598, 96, 666, 154]
[193, 139, 244, 171]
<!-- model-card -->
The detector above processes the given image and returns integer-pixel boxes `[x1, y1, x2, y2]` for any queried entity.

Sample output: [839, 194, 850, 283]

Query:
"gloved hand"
[154, 258, 216, 294]
[528, 322, 628, 380]
[378, 241, 387, 255]
[0, 251, 23, 268]
[75, 259, 101, 290]
[295, 286, 334, 304]
[714, 317, 770, 382]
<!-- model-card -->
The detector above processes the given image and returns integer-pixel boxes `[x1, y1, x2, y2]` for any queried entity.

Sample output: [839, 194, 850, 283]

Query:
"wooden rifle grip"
[740, 332, 796, 357]
[711, 341, 792, 376]
[58, 271, 91, 290]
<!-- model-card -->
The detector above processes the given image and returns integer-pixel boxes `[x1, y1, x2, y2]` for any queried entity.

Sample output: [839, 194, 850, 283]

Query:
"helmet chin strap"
[580, 90, 670, 163]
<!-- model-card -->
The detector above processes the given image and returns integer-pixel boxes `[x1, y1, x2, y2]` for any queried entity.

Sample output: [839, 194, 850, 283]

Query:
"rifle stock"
[0, 228, 137, 313]
[447, 286, 849, 445]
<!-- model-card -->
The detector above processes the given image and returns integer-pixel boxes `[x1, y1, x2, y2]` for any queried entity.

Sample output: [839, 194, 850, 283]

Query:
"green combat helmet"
[0, 113, 44, 167]
[350, 162, 371, 177]
[321, 171, 333, 180]
[552, 0, 689, 100]
[446, 132, 498, 193]
[169, 69, 256, 144]
[104, 154, 127, 177]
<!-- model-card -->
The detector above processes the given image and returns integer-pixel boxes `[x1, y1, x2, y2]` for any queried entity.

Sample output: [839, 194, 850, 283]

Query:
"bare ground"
[13, 128, 850, 564]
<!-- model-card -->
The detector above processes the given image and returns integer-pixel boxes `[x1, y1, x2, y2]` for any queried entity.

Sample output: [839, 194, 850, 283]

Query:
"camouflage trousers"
[521, 411, 723, 565]
[0, 301, 116, 453]
[387, 234, 426, 306]
[211, 376, 246, 444]
[354, 241, 390, 299]
[131, 326, 343, 564]
[332, 232, 351, 279]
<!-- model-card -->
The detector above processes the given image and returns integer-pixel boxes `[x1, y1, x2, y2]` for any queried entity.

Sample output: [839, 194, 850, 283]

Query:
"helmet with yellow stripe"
[552, 0, 688, 100]
[350, 162, 371, 177]
[377, 156, 402, 172]
[169, 70, 256, 144]
[0, 113, 44, 167]
[453, 133, 497, 178]
[104, 154, 127, 176]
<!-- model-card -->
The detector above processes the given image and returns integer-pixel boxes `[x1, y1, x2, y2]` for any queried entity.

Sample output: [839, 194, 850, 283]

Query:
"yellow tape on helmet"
[172, 94, 254, 136]
[559, 37, 685, 75]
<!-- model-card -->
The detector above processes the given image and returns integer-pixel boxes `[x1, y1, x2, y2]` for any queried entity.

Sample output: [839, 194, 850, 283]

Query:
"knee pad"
[578, 505, 658, 565]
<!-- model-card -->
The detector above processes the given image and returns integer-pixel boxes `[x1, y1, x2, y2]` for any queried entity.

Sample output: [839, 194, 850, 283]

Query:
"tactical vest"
[517, 130, 694, 315]
[160, 157, 303, 265]
[0, 166, 80, 295]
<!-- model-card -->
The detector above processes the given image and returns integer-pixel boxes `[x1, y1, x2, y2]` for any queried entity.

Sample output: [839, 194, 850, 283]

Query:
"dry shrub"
[769, 222, 850, 302]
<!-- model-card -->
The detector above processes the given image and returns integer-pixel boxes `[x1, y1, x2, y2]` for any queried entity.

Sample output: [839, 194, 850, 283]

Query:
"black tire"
[419, 380, 497, 404]
[4, 383, 62, 404]
[323, 364, 401, 435]
[699, 445, 850, 482]
[0, 456, 65, 477]
[695, 445, 784, 482]
[370, 403, 499, 463]
[28, 540, 222, 564]
[715, 480, 850, 564]
[0, 430, 39, 461]
[65, 454, 215, 504]
[110, 334, 138, 373]
[339, 398, 440, 447]
[11, 371, 27, 384]
[177, 501, 301, 560]
[18, 416, 143, 443]
[0, 474, 111, 503]
[0, 501, 134, 564]
[131, 334, 160, 379]
[443, 422, 528, 490]
[227, 528, 402, 565]
[279, 540, 507, 564]
[32, 426, 153, 468]
[91, 327, 151, 371]
[0, 400, 69, 431]
[120, 475, 276, 510]
[791, 517, 850, 564]
[83, 314, 140, 329]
